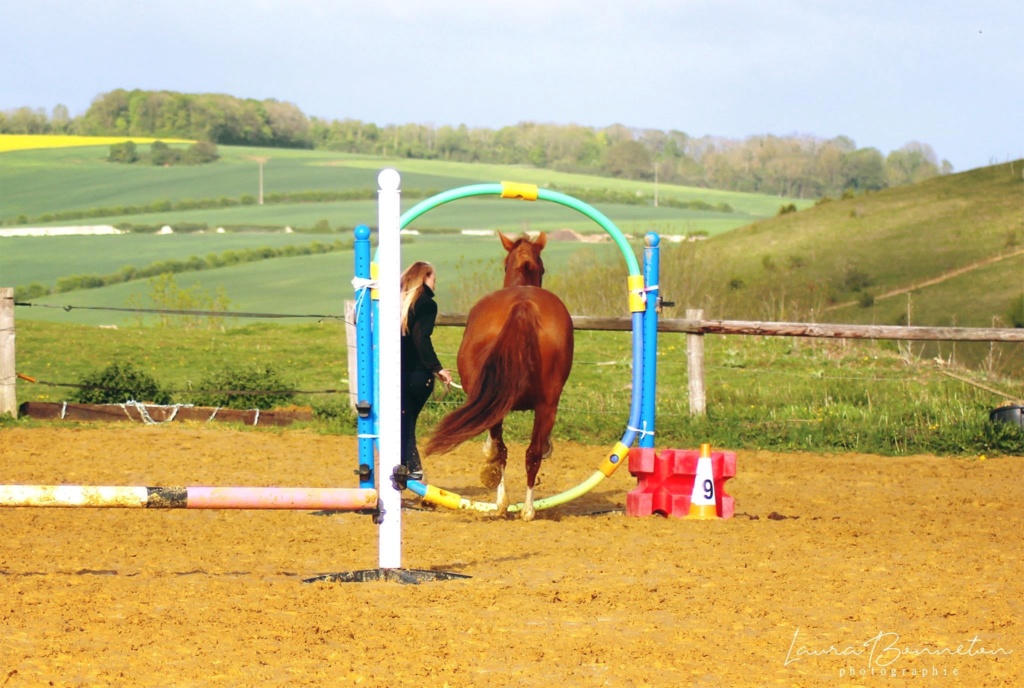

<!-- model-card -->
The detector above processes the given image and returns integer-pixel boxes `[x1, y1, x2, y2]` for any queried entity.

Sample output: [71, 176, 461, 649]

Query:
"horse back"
[458, 286, 574, 398]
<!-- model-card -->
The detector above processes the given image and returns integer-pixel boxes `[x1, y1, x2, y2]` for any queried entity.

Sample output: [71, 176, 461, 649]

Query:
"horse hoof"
[479, 462, 503, 489]
[521, 507, 536, 522]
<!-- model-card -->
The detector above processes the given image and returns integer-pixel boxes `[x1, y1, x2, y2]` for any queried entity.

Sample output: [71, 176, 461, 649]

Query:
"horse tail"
[425, 302, 540, 456]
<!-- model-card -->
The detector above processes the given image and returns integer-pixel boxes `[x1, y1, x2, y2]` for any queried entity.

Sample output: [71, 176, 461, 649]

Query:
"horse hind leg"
[522, 404, 557, 521]
[481, 422, 507, 488]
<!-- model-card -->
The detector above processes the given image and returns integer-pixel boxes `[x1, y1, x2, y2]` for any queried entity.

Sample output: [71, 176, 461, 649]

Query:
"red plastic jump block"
[626, 447, 736, 519]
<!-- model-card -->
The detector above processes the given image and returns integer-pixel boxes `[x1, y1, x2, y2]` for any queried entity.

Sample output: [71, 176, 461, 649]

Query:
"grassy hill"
[654, 161, 1023, 325]
[639, 161, 1024, 378]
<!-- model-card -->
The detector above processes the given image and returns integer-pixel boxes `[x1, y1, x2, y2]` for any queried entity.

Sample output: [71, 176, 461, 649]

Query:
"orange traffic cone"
[687, 443, 718, 519]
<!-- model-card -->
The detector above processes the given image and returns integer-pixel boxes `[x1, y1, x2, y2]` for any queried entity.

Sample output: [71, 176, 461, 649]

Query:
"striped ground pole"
[0, 485, 378, 510]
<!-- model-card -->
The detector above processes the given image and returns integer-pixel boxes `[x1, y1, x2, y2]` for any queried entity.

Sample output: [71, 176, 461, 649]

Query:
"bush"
[14, 282, 50, 301]
[184, 141, 218, 164]
[107, 141, 138, 163]
[843, 267, 873, 292]
[72, 362, 172, 405]
[311, 397, 357, 433]
[150, 141, 179, 166]
[187, 365, 296, 410]
[1008, 294, 1024, 328]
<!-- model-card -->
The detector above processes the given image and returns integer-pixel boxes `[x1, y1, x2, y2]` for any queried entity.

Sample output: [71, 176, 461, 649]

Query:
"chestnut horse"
[424, 231, 574, 520]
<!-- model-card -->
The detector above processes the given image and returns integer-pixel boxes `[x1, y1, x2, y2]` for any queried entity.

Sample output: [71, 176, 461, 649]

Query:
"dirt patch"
[1, 426, 1021, 686]
[546, 228, 608, 243]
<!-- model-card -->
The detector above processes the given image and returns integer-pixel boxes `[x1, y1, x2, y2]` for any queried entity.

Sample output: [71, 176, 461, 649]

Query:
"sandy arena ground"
[1, 425, 1021, 687]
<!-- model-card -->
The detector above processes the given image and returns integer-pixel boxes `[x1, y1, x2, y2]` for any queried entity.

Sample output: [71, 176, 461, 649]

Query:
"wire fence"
[14, 300, 345, 321]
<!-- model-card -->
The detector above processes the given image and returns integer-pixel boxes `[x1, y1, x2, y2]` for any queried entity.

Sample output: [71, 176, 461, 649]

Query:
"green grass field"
[8, 319, 1022, 457]
[2, 142, 1021, 454]
[2, 196, 751, 238]
[0, 146, 453, 218]
[0, 144, 796, 233]
[4, 233, 630, 325]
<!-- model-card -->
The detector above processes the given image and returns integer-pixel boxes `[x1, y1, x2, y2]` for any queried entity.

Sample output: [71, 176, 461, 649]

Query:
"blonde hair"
[400, 261, 435, 335]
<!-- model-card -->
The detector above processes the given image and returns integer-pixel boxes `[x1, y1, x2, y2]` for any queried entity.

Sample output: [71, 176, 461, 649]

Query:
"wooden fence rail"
[436, 308, 1024, 416]
[2, 292, 1021, 419]
[438, 312, 1024, 342]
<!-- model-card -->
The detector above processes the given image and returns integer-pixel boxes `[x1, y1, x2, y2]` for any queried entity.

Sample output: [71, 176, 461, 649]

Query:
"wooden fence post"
[0, 288, 16, 419]
[686, 308, 706, 416]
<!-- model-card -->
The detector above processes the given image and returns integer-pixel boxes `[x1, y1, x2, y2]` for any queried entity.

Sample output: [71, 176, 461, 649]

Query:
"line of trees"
[2, 89, 952, 198]
[108, 139, 220, 165]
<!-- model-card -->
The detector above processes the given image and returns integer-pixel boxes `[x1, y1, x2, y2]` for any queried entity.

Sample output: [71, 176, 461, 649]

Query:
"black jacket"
[401, 285, 443, 375]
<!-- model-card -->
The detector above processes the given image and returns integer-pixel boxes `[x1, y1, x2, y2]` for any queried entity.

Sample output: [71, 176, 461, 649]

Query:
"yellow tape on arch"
[500, 181, 539, 201]
[628, 274, 646, 312]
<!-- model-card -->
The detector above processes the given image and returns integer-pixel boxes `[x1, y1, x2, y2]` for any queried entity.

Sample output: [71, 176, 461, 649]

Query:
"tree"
[601, 139, 654, 179]
[263, 99, 311, 148]
[1, 107, 48, 134]
[436, 124, 470, 160]
[886, 142, 940, 186]
[81, 89, 131, 134]
[842, 148, 887, 191]
[51, 104, 71, 133]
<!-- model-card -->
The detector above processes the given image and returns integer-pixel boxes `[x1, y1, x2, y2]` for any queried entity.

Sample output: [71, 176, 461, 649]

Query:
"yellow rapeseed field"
[0, 134, 194, 153]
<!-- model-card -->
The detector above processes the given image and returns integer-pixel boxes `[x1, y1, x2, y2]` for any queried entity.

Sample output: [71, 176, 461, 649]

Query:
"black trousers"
[401, 368, 434, 473]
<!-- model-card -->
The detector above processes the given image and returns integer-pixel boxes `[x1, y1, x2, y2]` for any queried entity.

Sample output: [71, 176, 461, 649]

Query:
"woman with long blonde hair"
[399, 261, 452, 481]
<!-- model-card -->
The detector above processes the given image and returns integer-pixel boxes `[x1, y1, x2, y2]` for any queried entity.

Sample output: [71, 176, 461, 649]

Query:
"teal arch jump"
[384, 180, 649, 514]
[398, 183, 641, 277]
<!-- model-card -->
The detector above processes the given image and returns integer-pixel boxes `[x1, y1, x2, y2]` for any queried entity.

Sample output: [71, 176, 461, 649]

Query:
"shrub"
[184, 141, 218, 164]
[843, 267, 873, 292]
[188, 365, 296, 410]
[107, 140, 137, 163]
[727, 277, 746, 291]
[311, 397, 357, 432]
[149, 141, 179, 166]
[14, 282, 50, 301]
[72, 362, 172, 405]
[1008, 294, 1024, 328]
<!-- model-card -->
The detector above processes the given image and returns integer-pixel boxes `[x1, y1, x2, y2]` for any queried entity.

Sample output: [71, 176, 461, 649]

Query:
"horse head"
[499, 232, 547, 288]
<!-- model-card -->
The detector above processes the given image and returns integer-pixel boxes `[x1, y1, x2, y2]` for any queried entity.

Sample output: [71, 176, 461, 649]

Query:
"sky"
[2, 0, 1022, 172]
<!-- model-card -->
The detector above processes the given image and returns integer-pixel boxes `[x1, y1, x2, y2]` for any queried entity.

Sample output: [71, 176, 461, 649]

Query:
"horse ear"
[499, 232, 515, 252]
[533, 232, 547, 250]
